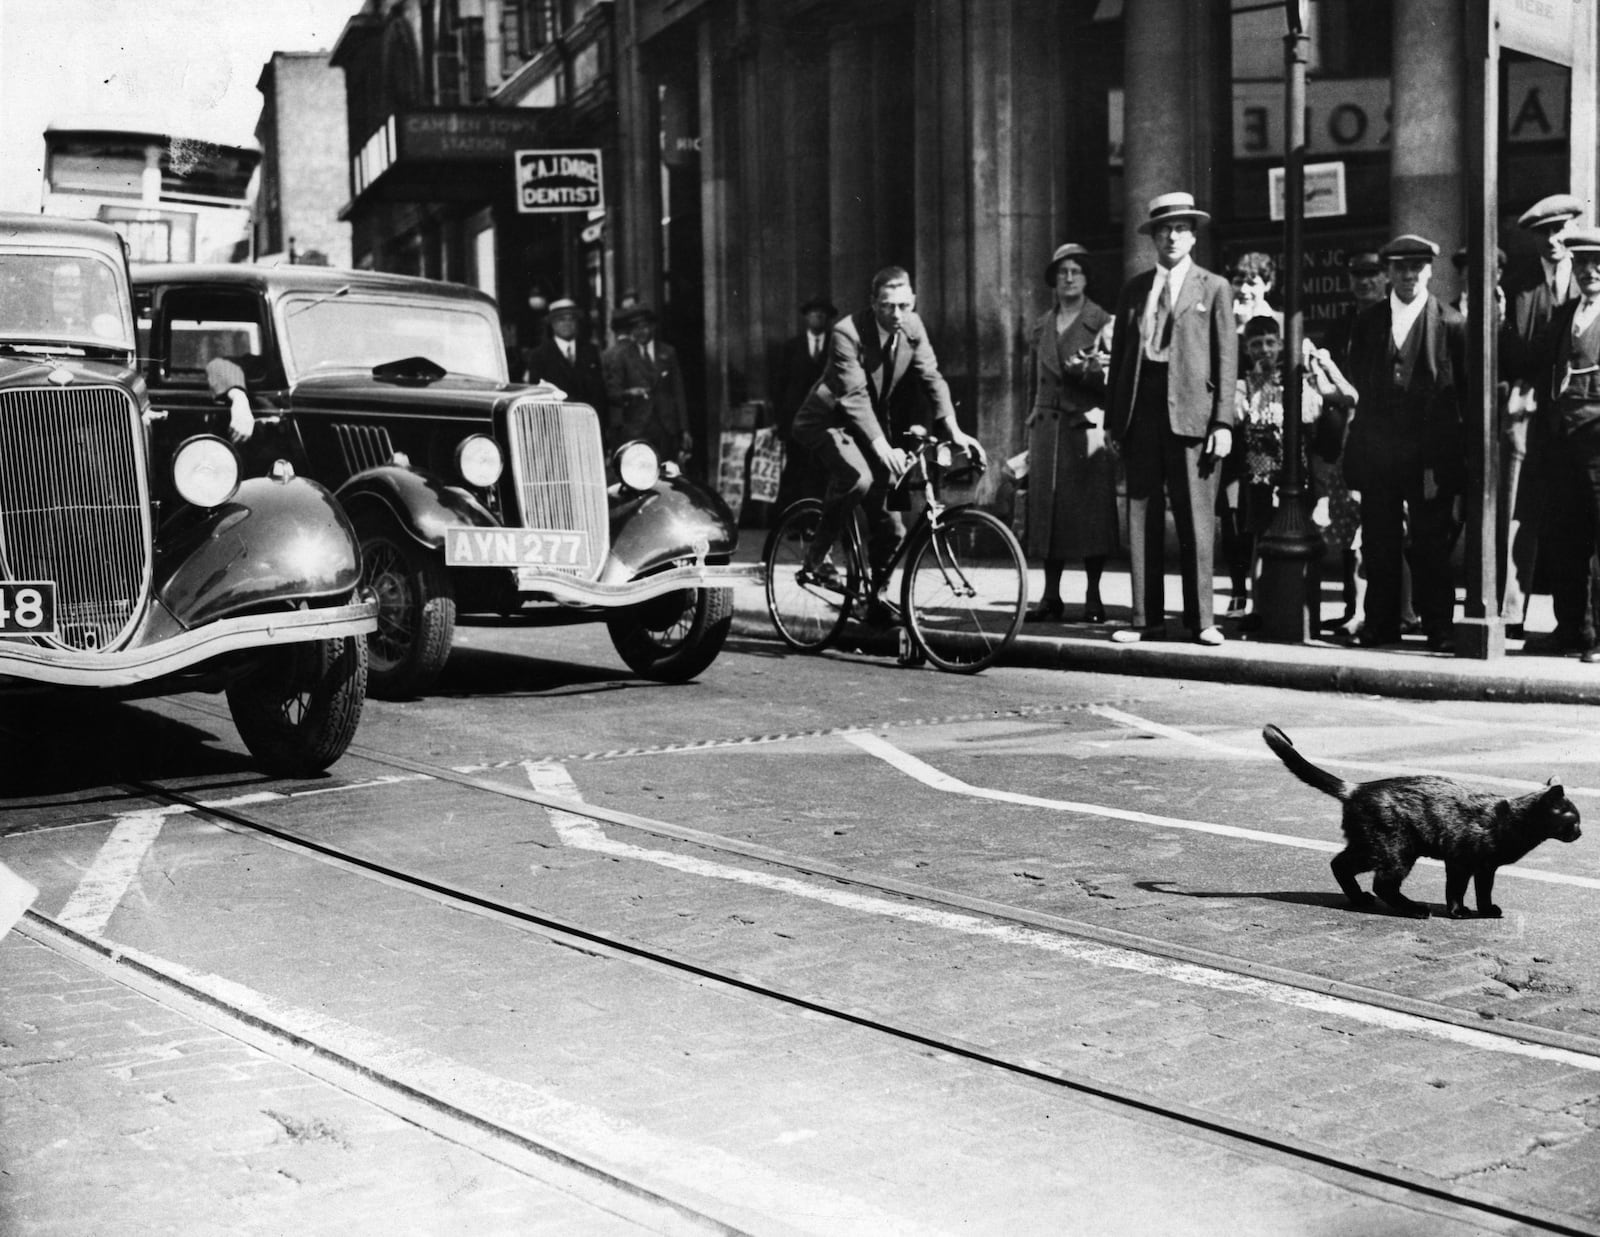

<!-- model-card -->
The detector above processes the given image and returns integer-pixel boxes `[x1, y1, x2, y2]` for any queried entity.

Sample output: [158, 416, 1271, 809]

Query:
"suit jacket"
[1028, 300, 1111, 424]
[527, 336, 608, 414]
[601, 336, 688, 447]
[791, 307, 957, 449]
[777, 332, 829, 436]
[1342, 293, 1467, 488]
[1504, 270, 1575, 386]
[1107, 263, 1237, 440]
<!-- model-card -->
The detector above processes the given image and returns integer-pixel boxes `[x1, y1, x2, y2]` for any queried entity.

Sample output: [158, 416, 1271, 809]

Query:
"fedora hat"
[799, 295, 836, 316]
[1044, 242, 1091, 285]
[1137, 191, 1211, 235]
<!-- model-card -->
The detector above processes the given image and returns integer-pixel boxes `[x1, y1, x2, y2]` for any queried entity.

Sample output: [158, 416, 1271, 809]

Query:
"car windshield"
[279, 292, 507, 382]
[0, 251, 135, 352]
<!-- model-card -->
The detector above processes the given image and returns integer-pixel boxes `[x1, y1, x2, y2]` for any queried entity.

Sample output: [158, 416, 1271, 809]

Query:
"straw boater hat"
[546, 297, 580, 318]
[1136, 191, 1211, 235]
[1518, 193, 1584, 232]
[1044, 242, 1091, 286]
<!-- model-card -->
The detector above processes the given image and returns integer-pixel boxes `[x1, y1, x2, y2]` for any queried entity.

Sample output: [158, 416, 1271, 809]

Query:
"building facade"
[255, 52, 354, 267]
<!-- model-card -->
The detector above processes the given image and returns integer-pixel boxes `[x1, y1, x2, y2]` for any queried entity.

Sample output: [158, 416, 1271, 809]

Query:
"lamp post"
[1255, 0, 1324, 641]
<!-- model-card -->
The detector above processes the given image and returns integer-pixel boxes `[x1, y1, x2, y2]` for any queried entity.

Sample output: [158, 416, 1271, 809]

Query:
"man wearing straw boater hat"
[1106, 191, 1237, 646]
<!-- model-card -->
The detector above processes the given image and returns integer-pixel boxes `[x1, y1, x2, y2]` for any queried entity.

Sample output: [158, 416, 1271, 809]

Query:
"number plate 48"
[0, 582, 57, 635]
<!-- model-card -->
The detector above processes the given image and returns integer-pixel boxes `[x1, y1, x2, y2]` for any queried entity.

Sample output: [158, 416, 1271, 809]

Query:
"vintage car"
[131, 264, 759, 699]
[0, 214, 375, 775]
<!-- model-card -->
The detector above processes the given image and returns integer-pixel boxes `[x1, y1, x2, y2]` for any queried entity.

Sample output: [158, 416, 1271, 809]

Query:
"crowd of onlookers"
[509, 187, 1600, 660]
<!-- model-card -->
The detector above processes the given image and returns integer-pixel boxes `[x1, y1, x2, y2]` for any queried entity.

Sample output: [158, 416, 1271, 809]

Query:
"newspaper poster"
[748, 428, 784, 505]
[717, 431, 754, 519]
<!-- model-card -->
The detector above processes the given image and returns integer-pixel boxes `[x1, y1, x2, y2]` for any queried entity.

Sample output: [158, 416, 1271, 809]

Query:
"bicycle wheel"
[763, 500, 857, 652]
[901, 507, 1027, 673]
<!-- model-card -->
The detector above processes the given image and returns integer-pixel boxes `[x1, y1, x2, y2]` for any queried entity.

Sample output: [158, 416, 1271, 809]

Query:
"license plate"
[444, 527, 591, 570]
[0, 581, 56, 635]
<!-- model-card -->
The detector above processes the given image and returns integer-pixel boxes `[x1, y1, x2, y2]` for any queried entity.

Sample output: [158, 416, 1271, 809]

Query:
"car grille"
[0, 384, 150, 651]
[503, 399, 609, 579]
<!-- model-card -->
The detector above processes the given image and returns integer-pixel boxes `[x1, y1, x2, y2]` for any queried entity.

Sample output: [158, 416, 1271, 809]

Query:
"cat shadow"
[1135, 879, 1397, 914]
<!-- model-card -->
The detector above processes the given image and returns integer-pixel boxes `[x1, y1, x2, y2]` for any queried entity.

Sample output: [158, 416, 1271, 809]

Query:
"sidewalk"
[730, 538, 1600, 704]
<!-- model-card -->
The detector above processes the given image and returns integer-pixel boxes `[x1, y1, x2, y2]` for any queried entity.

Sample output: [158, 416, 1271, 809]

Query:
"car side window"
[159, 291, 265, 387]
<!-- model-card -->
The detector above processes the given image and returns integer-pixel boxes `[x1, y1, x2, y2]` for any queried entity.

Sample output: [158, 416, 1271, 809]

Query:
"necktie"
[881, 334, 897, 404]
[1153, 276, 1174, 351]
[810, 334, 820, 359]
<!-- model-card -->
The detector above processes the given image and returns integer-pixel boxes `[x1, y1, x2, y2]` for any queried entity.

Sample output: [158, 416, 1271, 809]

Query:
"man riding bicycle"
[791, 266, 987, 606]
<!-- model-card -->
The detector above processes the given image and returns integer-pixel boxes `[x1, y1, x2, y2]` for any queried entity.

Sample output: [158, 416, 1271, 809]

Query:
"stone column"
[827, 27, 876, 305]
[1391, 0, 1465, 298]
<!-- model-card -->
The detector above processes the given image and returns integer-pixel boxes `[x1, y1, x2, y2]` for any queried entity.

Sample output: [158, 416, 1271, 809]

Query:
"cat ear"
[1542, 783, 1566, 802]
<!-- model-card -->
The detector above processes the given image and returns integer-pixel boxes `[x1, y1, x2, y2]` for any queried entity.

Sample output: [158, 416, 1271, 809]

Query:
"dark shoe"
[1025, 598, 1065, 623]
[1526, 629, 1587, 654]
[1425, 633, 1456, 654]
[861, 590, 900, 628]
[1355, 628, 1399, 648]
[1081, 601, 1106, 624]
[1236, 613, 1262, 633]
[1506, 623, 1526, 641]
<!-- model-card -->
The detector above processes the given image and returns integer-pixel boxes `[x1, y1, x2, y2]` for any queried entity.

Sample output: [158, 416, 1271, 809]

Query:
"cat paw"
[1347, 891, 1376, 909]
[1478, 904, 1503, 919]
[1446, 904, 1472, 919]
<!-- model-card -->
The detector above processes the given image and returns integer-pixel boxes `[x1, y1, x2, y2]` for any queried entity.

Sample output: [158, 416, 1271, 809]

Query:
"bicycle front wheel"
[901, 507, 1027, 673]
[763, 500, 856, 653]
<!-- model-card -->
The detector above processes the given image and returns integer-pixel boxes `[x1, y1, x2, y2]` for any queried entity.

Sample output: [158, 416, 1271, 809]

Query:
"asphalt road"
[4, 618, 1600, 1235]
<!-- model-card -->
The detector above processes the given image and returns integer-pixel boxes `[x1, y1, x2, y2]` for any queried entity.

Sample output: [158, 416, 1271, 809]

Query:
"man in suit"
[601, 303, 691, 465]
[1342, 234, 1468, 652]
[526, 298, 608, 418]
[775, 295, 835, 508]
[1526, 226, 1600, 662]
[1504, 193, 1586, 643]
[791, 266, 985, 591]
[1106, 191, 1237, 646]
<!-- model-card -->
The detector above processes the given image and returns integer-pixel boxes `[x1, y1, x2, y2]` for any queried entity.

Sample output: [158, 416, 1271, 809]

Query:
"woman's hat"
[1044, 243, 1091, 285]
[1136, 191, 1211, 235]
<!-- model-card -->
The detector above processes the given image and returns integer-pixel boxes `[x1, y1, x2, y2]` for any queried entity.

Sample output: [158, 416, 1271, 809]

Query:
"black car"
[132, 264, 759, 698]
[0, 214, 374, 775]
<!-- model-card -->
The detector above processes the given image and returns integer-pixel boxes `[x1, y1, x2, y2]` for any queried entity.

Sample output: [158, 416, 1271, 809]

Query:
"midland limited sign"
[515, 149, 604, 214]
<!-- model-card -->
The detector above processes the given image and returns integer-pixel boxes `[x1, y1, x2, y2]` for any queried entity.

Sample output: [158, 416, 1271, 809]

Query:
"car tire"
[605, 586, 732, 682]
[227, 636, 368, 777]
[356, 517, 455, 699]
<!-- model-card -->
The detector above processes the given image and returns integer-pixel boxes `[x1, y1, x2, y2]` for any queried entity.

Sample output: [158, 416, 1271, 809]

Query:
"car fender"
[335, 464, 498, 549]
[156, 475, 365, 628]
[603, 475, 739, 584]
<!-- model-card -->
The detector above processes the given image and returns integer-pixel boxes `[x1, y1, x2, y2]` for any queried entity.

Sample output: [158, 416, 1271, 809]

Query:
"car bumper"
[0, 600, 378, 689]
[512, 562, 764, 606]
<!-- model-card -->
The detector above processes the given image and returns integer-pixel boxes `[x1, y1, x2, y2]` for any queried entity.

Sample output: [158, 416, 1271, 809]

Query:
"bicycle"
[762, 431, 1028, 673]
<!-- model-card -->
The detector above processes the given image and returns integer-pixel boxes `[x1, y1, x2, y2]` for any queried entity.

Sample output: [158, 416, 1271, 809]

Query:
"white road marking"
[521, 762, 1600, 1072]
[1089, 704, 1600, 798]
[845, 731, 1600, 893]
[82, 931, 950, 1237]
[54, 809, 168, 935]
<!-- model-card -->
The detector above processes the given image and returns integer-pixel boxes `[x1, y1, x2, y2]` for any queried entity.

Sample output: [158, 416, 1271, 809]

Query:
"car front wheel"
[605, 586, 732, 682]
[227, 636, 367, 777]
[357, 518, 455, 699]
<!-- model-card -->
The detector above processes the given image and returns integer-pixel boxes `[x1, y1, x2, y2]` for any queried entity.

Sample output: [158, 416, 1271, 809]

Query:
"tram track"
[11, 700, 1600, 1232]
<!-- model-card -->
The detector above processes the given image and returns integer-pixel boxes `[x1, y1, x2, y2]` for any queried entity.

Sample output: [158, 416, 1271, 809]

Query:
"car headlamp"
[172, 435, 240, 508]
[456, 434, 504, 487]
[614, 441, 661, 491]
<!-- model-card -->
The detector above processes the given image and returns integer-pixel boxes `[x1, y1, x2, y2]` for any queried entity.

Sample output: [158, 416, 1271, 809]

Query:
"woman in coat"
[1024, 243, 1118, 622]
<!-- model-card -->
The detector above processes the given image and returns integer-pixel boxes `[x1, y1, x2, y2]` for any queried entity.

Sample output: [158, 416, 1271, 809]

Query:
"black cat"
[1262, 724, 1581, 918]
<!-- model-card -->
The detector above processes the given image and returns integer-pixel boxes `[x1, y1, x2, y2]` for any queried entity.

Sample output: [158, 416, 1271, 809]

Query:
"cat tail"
[1261, 724, 1352, 800]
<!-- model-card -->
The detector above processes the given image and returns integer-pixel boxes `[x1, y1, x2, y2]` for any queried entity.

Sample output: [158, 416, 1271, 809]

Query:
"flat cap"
[1379, 234, 1441, 261]
[1561, 225, 1600, 255]
[1346, 250, 1383, 273]
[1137, 191, 1210, 235]
[546, 297, 580, 316]
[1518, 193, 1584, 231]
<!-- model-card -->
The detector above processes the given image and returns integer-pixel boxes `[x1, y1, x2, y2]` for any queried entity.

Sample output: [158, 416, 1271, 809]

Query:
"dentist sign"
[515, 149, 604, 214]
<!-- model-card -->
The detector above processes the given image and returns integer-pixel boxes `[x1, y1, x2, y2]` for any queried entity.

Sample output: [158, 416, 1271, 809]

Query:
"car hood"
[286, 369, 525, 418]
[0, 352, 141, 392]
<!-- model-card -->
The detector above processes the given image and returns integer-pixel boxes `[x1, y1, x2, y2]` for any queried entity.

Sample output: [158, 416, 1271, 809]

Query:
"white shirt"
[1142, 258, 1191, 362]
[559, 339, 576, 363]
[1389, 290, 1427, 351]
[1573, 296, 1600, 337]
[1544, 256, 1573, 301]
[808, 331, 825, 359]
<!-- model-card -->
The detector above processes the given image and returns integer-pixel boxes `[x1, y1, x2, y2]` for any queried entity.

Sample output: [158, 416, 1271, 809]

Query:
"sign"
[1268, 162, 1348, 221]
[444, 527, 592, 570]
[748, 428, 784, 505]
[1233, 79, 1390, 159]
[515, 148, 604, 214]
[717, 431, 754, 519]
[1500, 0, 1576, 65]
